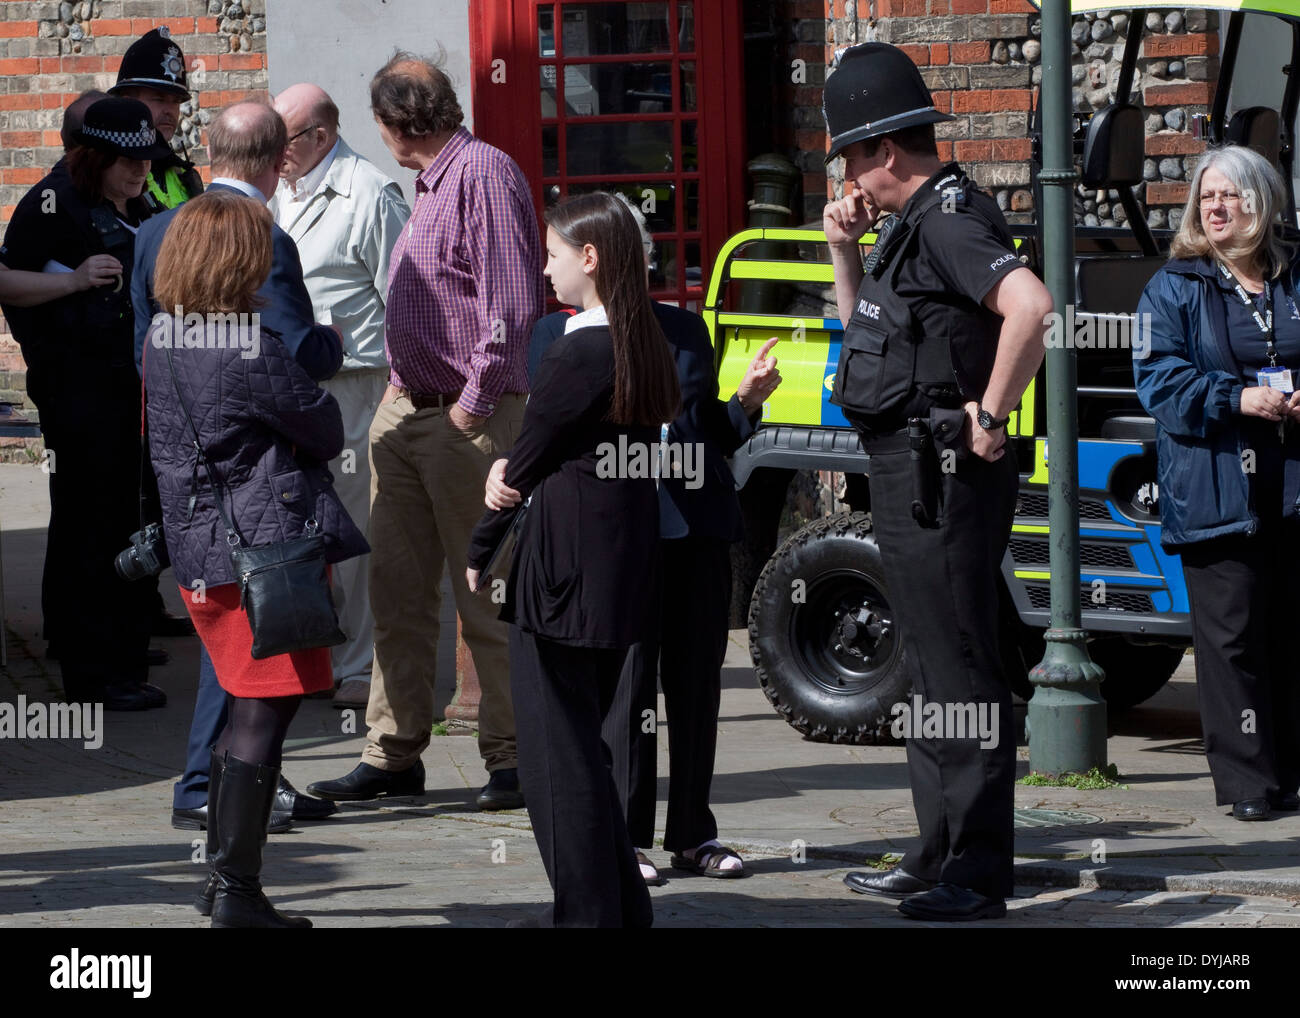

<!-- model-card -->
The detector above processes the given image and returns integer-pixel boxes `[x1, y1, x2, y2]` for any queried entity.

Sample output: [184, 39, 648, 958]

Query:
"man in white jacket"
[271, 83, 411, 708]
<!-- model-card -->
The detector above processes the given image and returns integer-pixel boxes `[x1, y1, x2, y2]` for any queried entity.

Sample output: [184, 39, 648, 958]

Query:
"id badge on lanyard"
[1219, 262, 1292, 393]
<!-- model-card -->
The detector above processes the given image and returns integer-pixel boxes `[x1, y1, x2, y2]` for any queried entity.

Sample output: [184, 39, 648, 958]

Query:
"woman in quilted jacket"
[144, 189, 368, 928]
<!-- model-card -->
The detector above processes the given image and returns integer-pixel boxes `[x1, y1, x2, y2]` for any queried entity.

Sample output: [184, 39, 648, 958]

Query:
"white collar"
[211, 177, 267, 203]
[288, 139, 341, 202]
[564, 304, 608, 333]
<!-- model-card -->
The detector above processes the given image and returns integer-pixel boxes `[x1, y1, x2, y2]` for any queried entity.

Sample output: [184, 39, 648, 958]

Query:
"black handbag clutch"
[163, 343, 345, 660]
[231, 525, 345, 660]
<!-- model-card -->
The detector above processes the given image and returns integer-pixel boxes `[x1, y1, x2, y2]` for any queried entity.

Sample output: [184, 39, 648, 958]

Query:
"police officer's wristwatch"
[976, 404, 1010, 431]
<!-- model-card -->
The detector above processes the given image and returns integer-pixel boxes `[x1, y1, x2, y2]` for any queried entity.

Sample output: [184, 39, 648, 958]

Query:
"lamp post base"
[1027, 627, 1107, 776]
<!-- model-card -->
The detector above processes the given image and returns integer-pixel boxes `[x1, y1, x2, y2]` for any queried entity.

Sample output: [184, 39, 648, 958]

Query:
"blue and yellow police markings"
[715, 317, 849, 427]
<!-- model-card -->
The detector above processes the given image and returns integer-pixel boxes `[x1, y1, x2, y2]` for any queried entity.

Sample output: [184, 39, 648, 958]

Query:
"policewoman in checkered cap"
[0, 96, 171, 712]
[110, 26, 204, 212]
[820, 42, 1054, 920]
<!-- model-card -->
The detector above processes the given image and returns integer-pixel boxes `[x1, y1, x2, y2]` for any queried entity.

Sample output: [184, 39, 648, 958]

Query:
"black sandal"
[670, 843, 746, 878]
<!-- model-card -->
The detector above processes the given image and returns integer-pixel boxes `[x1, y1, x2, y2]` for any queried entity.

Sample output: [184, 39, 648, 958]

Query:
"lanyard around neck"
[1218, 261, 1278, 366]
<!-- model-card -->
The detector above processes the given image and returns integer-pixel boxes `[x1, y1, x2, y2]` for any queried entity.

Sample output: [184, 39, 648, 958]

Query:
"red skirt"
[181, 583, 333, 698]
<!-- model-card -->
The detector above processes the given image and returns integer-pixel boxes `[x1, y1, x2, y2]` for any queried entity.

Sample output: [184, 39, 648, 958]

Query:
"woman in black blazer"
[467, 192, 680, 927]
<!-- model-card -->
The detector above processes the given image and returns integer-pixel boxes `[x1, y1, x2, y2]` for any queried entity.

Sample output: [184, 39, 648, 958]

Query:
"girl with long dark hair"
[467, 192, 680, 926]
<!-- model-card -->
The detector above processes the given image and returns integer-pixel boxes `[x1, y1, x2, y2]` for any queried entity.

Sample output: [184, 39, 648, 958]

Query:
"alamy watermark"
[890, 694, 999, 749]
[149, 308, 262, 359]
[0, 696, 102, 749]
[50, 950, 150, 997]
[595, 435, 705, 490]
[1043, 305, 1153, 359]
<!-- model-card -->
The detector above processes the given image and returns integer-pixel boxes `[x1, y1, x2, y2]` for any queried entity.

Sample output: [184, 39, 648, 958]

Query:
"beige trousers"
[362, 393, 524, 773]
[322, 368, 389, 685]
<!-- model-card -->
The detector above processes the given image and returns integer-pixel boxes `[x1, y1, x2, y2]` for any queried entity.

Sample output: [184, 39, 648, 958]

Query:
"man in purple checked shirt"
[308, 52, 544, 811]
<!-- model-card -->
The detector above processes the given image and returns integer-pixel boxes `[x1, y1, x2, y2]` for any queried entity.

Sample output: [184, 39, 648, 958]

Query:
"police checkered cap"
[82, 120, 157, 149]
[74, 97, 172, 159]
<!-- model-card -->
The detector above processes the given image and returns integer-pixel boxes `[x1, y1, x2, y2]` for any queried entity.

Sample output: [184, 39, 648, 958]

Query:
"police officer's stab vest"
[831, 171, 1004, 423]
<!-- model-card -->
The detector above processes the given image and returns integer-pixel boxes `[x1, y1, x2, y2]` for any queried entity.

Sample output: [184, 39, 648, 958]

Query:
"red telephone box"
[470, 0, 747, 309]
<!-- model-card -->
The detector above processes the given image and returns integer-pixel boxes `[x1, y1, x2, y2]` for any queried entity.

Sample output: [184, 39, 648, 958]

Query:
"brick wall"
[0, 0, 267, 446]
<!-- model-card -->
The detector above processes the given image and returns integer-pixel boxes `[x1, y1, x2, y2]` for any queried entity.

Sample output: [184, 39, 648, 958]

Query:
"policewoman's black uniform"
[0, 100, 164, 706]
[824, 43, 1025, 908]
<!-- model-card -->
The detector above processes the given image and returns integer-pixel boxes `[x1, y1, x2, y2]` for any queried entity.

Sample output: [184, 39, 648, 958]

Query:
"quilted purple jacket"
[144, 317, 369, 589]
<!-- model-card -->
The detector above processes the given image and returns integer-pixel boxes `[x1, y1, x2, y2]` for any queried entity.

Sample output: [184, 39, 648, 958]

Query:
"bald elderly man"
[269, 84, 411, 709]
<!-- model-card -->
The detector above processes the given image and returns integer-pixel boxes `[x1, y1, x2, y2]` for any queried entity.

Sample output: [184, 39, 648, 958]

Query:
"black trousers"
[510, 626, 653, 928]
[40, 390, 151, 696]
[603, 536, 732, 852]
[865, 445, 1019, 899]
[1180, 520, 1300, 805]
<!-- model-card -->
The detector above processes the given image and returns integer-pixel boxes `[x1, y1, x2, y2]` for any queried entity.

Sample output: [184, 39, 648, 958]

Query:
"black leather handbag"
[163, 344, 345, 659]
[230, 524, 345, 659]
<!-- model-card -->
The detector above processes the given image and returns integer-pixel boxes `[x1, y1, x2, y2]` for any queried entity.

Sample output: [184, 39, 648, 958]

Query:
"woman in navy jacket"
[145, 191, 366, 926]
[467, 193, 681, 926]
[1134, 144, 1300, 821]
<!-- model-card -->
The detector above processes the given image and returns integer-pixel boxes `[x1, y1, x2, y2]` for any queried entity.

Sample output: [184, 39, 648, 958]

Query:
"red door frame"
[470, 0, 746, 306]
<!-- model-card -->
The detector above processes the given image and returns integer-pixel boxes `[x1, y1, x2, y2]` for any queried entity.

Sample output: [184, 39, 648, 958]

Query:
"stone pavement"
[2, 461, 1299, 928]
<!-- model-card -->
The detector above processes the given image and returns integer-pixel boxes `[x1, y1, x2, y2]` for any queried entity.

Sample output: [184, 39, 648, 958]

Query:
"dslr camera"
[115, 522, 170, 581]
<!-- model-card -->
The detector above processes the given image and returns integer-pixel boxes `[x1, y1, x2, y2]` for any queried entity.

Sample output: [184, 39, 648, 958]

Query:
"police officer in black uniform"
[822, 43, 1052, 921]
[109, 27, 203, 214]
[0, 98, 171, 710]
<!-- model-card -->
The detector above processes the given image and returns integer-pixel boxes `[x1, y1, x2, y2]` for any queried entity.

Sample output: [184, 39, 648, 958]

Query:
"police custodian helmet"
[108, 26, 191, 100]
[822, 42, 954, 164]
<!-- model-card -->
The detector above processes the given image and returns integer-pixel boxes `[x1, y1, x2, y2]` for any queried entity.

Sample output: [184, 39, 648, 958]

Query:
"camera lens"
[114, 545, 143, 582]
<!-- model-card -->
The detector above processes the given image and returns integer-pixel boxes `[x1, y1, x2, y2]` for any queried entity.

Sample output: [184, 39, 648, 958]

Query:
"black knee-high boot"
[210, 754, 310, 929]
[194, 749, 225, 916]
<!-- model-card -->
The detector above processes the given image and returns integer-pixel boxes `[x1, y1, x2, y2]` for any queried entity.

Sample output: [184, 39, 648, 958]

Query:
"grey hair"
[612, 191, 655, 261]
[1170, 144, 1289, 277]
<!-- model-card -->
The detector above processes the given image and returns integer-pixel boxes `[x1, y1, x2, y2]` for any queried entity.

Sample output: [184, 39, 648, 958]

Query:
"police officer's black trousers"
[40, 387, 151, 698]
[509, 626, 654, 928]
[866, 445, 1018, 899]
[1180, 515, 1300, 806]
[603, 536, 731, 852]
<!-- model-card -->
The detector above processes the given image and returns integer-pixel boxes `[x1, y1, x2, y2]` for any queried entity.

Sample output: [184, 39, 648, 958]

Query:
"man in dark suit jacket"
[524, 295, 780, 880]
[130, 100, 343, 838]
[132, 106, 341, 381]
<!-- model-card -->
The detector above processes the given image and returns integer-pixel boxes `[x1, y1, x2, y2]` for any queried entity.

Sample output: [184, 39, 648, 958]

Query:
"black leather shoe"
[98, 683, 156, 712]
[897, 882, 1007, 921]
[1269, 791, 1299, 811]
[173, 804, 208, 830]
[134, 682, 167, 708]
[146, 646, 170, 667]
[306, 760, 425, 801]
[1233, 798, 1271, 821]
[152, 610, 196, 637]
[476, 767, 525, 811]
[173, 802, 291, 835]
[277, 776, 338, 821]
[843, 868, 936, 898]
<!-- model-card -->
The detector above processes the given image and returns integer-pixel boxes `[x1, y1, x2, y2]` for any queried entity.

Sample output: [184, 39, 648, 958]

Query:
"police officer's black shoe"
[1232, 798, 1271, 821]
[843, 867, 935, 898]
[1269, 791, 1299, 811]
[897, 882, 1007, 922]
